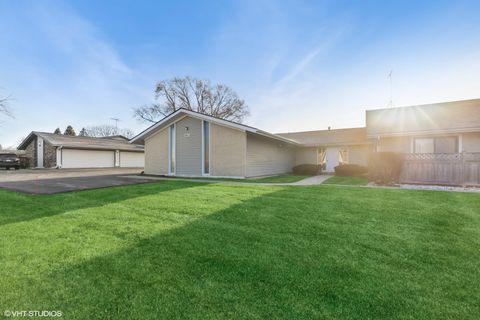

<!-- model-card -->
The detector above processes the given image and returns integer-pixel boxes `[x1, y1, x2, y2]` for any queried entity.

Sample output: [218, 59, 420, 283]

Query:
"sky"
[1, 0, 479, 147]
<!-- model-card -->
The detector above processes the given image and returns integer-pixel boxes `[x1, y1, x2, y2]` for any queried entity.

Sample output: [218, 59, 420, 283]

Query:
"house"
[277, 127, 371, 172]
[366, 99, 480, 186]
[366, 99, 480, 154]
[132, 98, 480, 184]
[130, 108, 370, 177]
[18, 132, 144, 169]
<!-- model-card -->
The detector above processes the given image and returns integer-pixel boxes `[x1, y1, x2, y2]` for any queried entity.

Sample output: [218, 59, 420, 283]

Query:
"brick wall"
[23, 138, 37, 168]
[44, 142, 57, 168]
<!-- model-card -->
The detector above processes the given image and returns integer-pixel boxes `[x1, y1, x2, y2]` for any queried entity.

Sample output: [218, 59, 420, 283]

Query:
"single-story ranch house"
[131, 98, 480, 183]
[18, 132, 144, 169]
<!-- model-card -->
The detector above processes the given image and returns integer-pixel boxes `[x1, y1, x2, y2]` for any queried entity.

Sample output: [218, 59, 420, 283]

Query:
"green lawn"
[323, 175, 369, 186]
[157, 174, 310, 183]
[1, 182, 479, 319]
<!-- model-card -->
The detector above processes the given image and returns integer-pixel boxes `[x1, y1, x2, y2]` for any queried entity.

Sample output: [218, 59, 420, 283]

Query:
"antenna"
[110, 117, 121, 131]
[388, 70, 393, 108]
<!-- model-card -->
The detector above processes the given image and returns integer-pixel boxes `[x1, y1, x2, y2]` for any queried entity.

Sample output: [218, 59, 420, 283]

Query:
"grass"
[323, 175, 369, 186]
[156, 174, 310, 183]
[0, 182, 479, 319]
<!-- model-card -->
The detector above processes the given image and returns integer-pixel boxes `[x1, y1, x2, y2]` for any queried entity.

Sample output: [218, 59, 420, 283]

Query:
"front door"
[325, 147, 340, 172]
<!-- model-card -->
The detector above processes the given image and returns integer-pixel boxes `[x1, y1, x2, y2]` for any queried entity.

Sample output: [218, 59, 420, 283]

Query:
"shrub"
[368, 152, 404, 185]
[334, 164, 368, 177]
[292, 164, 322, 175]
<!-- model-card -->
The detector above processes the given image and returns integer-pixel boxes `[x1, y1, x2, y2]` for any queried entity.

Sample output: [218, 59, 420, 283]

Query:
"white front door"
[325, 147, 340, 172]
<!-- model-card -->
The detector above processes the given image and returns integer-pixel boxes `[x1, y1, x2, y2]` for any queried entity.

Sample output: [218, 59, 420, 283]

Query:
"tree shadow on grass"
[17, 185, 476, 320]
[0, 181, 195, 226]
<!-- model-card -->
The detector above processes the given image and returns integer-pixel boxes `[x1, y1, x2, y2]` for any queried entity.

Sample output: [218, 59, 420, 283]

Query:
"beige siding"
[295, 147, 317, 165]
[349, 145, 370, 166]
[176, 117, 202, 176]
[210, 123, 246, 177]
[462, 133, 480, 152]
[144, 127, 168, 175]
[246, 133, 295, 177]
[378, 137, 411, 153]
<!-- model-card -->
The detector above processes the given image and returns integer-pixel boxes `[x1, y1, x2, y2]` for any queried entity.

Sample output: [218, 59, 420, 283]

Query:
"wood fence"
[401, 153, 480, 186]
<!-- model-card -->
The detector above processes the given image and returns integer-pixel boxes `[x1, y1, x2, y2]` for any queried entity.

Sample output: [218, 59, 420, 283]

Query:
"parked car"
[0, 153, 20, 170]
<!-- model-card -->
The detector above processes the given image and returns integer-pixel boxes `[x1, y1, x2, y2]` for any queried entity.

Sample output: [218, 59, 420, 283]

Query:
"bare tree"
[0, 95, 13, 120]
[133, 76, 249, 123]
[85, 124, 135, 139]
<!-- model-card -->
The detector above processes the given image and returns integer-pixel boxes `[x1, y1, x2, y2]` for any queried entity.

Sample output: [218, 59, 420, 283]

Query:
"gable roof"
[366, 98, 480, 137]
[130, 108, 300, 145]
[18, 132, 144, 152]
[276, 127, 369, 147]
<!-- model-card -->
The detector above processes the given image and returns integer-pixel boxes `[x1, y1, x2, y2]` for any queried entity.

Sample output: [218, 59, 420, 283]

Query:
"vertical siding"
[210, 123, 246, 177]
[246, 133, 295, 177]
[144, 127, 168, 175]
[175, 117, 202, 176]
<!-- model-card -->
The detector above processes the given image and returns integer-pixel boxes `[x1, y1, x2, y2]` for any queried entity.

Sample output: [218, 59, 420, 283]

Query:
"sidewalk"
[122, 174, 333, 186]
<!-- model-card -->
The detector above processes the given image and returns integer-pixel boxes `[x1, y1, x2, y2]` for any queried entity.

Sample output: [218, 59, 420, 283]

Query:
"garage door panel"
[62, 149, 115, 168]
[120, 152, 144, 168]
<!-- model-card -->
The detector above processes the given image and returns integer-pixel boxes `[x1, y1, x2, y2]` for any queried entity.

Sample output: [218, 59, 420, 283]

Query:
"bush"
[292, 164, 322, 175]
[334, 164, 368, 177]
[368, 152, 404, 185]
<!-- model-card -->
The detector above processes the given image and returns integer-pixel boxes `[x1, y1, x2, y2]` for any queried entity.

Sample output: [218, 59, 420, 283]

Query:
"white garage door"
[62, 149, 115, 168]
[120, 152, 144, 168]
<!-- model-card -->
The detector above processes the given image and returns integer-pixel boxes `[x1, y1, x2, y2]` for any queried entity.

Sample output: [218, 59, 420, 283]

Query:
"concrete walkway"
[289, 174, 333, 185]
[122, 174, 333, 186]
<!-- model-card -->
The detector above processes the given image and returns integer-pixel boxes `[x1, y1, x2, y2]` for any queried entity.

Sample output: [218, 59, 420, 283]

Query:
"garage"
[17, 132, 145, 169]
[120, 151, 144, 168]
[61, 149, 115, 169]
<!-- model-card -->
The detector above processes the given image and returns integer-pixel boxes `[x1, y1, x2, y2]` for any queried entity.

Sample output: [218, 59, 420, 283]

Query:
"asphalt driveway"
[0, 168, 152, 194]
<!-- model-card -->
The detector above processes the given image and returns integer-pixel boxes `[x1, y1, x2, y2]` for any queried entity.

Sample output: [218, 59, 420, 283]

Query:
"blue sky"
[1, 0, 479, 147]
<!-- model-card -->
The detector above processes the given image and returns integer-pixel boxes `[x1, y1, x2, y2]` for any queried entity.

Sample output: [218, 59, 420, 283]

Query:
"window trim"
[168, 124, 176, 175]
[202, 120, 210, 176]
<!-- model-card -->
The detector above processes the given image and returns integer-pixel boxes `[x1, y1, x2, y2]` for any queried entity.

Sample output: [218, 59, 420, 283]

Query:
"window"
[339, 148, 349, 164]
[169, 124, 175, 174]
[203, 121, 210, 175]
[317, 148, 326, 165]
[414, 136, 458, 154]
[414, 138, 434, 153]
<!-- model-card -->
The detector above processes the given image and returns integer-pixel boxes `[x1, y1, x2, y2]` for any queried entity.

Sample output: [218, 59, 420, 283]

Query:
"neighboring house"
[18, 132, 144, 169]
[277, 127, 371, 172]
[130, 108, 370, 177]
[366, 99, 480, 154]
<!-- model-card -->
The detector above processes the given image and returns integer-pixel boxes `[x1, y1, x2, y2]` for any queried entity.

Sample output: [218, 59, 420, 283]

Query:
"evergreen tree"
[64, 125, 76, 136]
[53, 128, 61, 134]
[78, 128, 88, 137]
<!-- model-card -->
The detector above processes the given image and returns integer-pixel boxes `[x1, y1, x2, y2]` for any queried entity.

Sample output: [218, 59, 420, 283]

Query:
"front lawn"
[0, 182, 479, 319]
[157, 174, 310, 183]
[323, 175, 369, 186]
